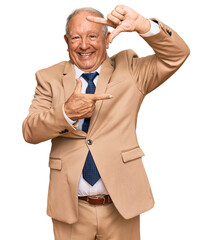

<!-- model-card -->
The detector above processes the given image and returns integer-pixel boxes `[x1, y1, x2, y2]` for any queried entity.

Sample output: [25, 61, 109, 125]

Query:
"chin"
[78, 63, 96, 72]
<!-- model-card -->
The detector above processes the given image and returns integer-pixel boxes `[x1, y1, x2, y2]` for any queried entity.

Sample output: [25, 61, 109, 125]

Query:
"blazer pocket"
[121, 147, 145, 163]
[49, 158, 62, 170]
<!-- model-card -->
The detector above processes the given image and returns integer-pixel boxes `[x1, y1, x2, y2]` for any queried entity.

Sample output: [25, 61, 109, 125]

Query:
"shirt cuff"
[62, 103, 77, 125]
[139, 19, 160, 37]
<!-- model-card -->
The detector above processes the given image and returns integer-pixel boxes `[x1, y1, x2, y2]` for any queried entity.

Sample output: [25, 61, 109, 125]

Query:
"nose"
[80, 37, 89, 50]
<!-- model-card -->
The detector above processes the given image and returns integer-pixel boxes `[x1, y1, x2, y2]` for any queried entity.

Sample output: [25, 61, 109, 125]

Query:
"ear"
[64, 34, 68, 44]
[64, 35, 69, 51]
[105, 32, 110, 49]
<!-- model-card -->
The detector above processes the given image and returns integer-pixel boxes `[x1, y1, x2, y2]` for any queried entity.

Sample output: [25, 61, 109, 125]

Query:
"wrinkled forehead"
[68, 11, 104, 34]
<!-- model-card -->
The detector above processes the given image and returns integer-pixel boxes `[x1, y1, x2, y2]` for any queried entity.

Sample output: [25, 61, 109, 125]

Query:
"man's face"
[64, 11, 110, 72]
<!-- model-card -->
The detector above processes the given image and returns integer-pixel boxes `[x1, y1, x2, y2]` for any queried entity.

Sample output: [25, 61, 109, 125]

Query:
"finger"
[88, 105, 95, 116]
[86, 93, 113, 101]
[74, 78, 82, 94]
[84, 110, 95, 118]
[86, 16, 114, 27]
[111, 10, 125, 21]
[115, 5, 126, 15]
[94, 93, 113, 101]
[109, 26, 124, 43]
[107, 13, 122, 25]
[106, 33, 110, 47]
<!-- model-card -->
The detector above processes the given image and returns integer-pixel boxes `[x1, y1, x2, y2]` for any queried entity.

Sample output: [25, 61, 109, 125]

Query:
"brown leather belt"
[78, 195, 112, 205]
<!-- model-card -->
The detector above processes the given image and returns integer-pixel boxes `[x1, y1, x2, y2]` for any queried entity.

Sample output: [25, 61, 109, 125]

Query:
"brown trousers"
[52, 199, 140, 240]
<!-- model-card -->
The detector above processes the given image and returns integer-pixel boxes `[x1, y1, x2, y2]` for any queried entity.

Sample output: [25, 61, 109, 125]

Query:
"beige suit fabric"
[52, 200, 140, 240]
[23, 19, 190, 225]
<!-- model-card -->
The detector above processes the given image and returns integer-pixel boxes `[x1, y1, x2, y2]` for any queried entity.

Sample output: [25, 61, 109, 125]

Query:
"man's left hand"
[87, 5, 151, 43]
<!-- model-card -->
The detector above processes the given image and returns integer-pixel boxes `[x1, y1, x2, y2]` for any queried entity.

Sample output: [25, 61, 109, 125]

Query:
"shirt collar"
[74, 65, 101, 78]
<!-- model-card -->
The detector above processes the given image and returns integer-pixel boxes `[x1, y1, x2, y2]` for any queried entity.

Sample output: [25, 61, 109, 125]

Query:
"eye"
[89, 34, 97, 39]
[71, 36, 80, 41]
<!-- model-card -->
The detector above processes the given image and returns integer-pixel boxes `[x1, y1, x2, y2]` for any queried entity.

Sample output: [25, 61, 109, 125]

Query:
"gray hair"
[65, 7, 108, 37]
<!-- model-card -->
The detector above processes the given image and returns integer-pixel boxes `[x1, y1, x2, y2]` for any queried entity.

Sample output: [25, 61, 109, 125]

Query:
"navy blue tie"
[81, 72, 101, 186]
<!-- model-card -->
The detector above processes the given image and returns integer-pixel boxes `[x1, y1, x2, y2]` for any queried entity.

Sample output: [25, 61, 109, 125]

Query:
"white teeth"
[80, 53, 92, 56]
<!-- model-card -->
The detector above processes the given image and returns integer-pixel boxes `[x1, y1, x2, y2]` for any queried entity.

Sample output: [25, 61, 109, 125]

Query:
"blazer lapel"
[62, 61, 76, 101]
[62, 57, 114, 137]
[88, 56, 114, 135]
[62, 61, 86, 138]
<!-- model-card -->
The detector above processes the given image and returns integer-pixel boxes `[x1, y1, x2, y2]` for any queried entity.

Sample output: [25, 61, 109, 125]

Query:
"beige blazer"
[23, 20, 190, 224]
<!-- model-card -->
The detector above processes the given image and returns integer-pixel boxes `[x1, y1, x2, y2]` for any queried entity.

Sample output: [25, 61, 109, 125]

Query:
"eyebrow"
[69, 31, 100, 36]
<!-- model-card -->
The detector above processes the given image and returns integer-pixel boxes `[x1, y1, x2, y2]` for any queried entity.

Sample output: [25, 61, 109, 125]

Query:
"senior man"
[23, 5, 190, 240]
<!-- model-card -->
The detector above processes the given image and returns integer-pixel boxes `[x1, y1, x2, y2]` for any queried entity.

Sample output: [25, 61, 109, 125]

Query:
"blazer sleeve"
[130, 19, 190, 95]
[22, 70, 77, 144]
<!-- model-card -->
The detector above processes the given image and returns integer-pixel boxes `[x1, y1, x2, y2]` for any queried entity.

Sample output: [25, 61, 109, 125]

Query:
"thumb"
[109, 26, 124, 43]
[74, 78, 82, 93]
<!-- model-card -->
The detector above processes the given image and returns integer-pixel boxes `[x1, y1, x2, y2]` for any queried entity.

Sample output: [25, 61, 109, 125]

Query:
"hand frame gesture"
[87, 5, 150, 43]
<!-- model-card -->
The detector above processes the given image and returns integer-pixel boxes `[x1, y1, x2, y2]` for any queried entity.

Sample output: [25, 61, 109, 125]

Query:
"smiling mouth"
[78, 52, 94, 57]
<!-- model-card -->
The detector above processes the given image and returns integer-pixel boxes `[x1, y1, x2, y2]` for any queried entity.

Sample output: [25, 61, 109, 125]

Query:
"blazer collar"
[62, 56, 114, 137]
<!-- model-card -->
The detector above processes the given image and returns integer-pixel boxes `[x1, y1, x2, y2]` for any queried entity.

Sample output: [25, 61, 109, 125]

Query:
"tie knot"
[81, 72, 99, 82]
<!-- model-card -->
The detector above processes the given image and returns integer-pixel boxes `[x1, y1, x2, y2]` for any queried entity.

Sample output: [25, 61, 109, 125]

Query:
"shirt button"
[87, 139, 92, 145]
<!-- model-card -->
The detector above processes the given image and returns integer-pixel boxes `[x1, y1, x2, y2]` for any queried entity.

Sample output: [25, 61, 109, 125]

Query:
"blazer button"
[87, 139, 92, 145]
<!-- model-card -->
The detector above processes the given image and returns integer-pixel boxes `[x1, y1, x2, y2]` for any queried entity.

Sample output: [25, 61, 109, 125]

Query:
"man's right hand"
[64, 78, 112, 121]
[87, 5, 151, 43]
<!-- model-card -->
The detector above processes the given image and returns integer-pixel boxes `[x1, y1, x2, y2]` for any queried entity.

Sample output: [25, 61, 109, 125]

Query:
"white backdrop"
[1, 0, 212, 239]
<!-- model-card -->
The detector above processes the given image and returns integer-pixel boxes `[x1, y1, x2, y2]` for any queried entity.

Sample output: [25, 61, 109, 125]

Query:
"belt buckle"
[89, 195, 106, 204]
[102, 195, 106, 204]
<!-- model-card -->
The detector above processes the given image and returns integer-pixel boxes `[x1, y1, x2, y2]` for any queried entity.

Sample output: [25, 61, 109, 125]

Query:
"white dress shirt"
[63, 66, 109, 196]
[63, 19, 160, 196]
